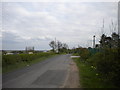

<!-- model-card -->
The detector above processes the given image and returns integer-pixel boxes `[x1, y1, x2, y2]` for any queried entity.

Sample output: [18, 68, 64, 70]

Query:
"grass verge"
[3, 53, 57, 73]
[73, 58, 117, 88]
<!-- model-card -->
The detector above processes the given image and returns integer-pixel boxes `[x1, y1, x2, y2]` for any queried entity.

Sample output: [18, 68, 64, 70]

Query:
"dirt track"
[61, 59, 80, 88]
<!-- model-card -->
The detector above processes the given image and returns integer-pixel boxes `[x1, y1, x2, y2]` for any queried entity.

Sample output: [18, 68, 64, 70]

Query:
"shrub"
[80, 48, 91, 61]
[87, 48, 120, 86]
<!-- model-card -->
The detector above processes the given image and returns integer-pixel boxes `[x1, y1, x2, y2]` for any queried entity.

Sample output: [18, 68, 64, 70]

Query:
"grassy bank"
[2, 52, 56, 73]
[74, 58, 117, 88]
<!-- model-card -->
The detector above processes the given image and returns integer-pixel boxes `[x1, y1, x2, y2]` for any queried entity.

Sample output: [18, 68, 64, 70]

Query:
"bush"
[87, 48, 120, 86]
[80, 48, 91, 62]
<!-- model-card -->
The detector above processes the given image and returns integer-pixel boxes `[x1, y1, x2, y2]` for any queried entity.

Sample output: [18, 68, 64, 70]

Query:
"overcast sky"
[1, 2, 118, 50]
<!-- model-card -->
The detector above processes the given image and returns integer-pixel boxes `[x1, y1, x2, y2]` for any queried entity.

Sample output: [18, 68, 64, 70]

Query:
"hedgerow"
[78, 48, 120, 87]
[2, 52, 55, 67]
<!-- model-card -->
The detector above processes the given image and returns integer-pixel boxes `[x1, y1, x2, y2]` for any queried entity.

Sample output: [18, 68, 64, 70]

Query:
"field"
[2, 52, 56, 73]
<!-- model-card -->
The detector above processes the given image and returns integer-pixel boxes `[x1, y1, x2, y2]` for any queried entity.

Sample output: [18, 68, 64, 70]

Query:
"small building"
[6, 52, 14, 55]
[28, 52, 33, 54]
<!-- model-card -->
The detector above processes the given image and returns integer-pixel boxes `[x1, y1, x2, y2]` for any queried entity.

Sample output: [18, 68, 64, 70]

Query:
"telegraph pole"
[55, 37, 56, 46]
[118, 2, 120, 48]
[55, 37, 57, 53]
[101, 19, 104, 35]
[93, 35, 95, 48]
[118, 2, 120, 38]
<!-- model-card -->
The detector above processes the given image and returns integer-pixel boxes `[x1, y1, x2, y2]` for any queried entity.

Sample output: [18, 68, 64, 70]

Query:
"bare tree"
[49, 39, 69, 53]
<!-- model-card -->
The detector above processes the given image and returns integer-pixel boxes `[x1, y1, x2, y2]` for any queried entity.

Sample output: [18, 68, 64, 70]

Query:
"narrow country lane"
[2, 54, 79, 88]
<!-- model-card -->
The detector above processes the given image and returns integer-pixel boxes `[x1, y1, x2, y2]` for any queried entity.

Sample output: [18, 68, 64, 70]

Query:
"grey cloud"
[2, 2, 117, 50]
[2, 31, 23, 43]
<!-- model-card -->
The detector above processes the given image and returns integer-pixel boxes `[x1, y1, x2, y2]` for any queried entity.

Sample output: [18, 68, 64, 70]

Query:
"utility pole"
[118, 2, 120, 48]
[55, 37, 56, 47]
[118, 2, 120, 38]
[101, 19, 104, 35]
[55, 37, 57, 53]
[93, 35, 95, 48]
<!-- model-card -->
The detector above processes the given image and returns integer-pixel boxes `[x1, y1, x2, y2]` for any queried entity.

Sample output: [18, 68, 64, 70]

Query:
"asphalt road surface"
[3, 54, 73, 88]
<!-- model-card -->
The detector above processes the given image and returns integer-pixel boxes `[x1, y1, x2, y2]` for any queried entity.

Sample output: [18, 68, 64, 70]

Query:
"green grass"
[74, 58, 117, 88]
[3, 53, 57, 73]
